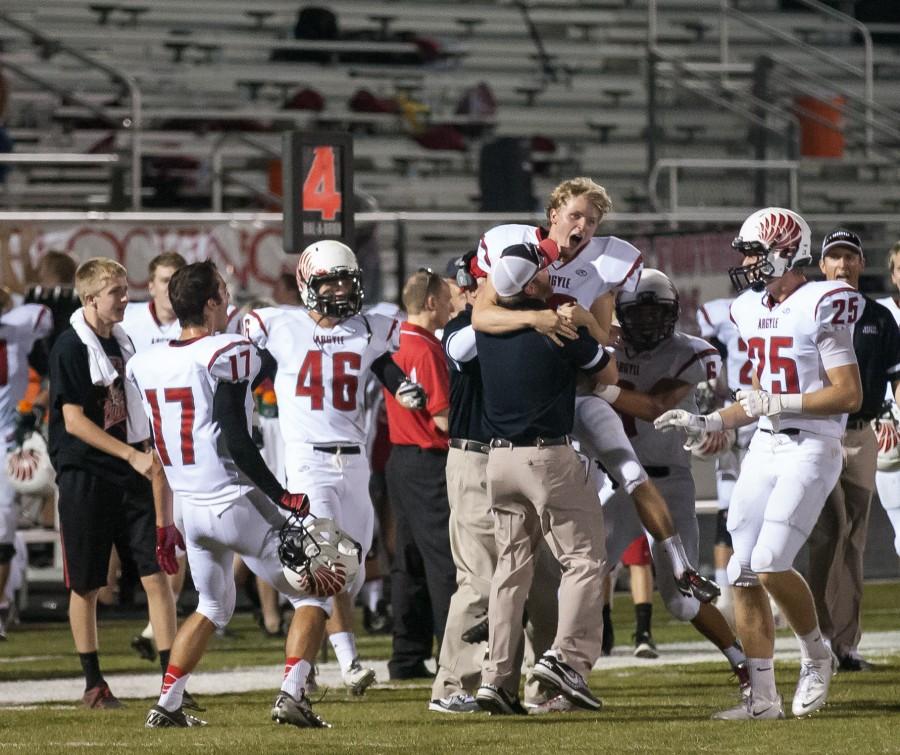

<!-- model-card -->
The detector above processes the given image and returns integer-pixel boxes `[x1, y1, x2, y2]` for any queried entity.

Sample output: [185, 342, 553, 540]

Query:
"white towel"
[69, 308, 150, 444]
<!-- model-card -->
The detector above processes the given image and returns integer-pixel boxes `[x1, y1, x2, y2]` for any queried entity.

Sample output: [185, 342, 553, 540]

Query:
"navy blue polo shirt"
[442, 306, 489, 443]
[850, 295, 900, 422]
[476, 302, 610, 443]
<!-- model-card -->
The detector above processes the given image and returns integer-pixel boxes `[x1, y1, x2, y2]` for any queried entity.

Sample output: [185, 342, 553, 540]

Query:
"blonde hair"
[148, 251, 187, 277]
[402, 269, 446, 315]
[887, 241, 900, 274]
[75, 257, 127, 304]
[546, 177, 612, 224]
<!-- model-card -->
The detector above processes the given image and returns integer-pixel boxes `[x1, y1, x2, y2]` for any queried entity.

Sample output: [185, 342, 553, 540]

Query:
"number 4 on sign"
[303, 147, 342, 221]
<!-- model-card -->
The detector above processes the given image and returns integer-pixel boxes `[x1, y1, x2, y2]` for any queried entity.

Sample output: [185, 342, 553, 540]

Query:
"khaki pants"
[432, 447, 560, 701]
[482, 444, 606, 691]
[808, 425, 876, 656]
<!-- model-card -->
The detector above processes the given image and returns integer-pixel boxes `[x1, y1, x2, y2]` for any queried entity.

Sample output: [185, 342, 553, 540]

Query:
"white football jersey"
[612, 332, 721, 468]
[126, 333, 261, 505]
[730, 281, 861, 438]
[0, 304, 53, 438]
[697, 297, 755, 395]
[243, 308, 400, 446]
[477, 224, 643, 309]
[121, 301, 181, 353]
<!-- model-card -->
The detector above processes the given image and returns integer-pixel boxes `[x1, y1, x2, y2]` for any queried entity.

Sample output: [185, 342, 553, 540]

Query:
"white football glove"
[735, 389, 802, 419]
[654, 409, 724, 435]
[396, 380, 427, 410]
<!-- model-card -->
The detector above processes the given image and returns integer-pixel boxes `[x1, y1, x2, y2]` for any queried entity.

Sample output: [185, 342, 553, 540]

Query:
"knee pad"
[662, 589, 700, 623]
[0, 543, 14, 564]
[196, 581, 236, 629]
[715, 510, 733, 548]
[726, 554, 759, 587]
[750, 542, 795, 573]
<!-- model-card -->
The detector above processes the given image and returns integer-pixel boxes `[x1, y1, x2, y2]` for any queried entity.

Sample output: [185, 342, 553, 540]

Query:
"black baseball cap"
[821, 228, 864, 258]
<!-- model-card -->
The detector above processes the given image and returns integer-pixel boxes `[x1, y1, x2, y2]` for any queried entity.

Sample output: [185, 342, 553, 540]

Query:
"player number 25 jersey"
[126, 333, 261, 505]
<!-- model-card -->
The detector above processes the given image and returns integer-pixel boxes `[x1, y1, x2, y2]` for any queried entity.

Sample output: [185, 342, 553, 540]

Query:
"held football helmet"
[296, 240, 365, 318]
[729, 208, 812, 293]
[6, 431, 54, 495]
[278, 513, 362, 598]
[615, 268, 679, 352]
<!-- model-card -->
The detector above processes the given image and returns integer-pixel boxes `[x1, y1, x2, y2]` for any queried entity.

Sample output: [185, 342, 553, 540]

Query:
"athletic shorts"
[621, 534, 652, 567]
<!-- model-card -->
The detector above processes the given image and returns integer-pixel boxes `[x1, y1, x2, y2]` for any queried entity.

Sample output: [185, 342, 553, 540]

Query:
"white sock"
[329, 631, 358, 672]
[141, 621, 154, 641]
[662, 535, 689, 579]
[281, 657, 311, 699]
[797, 628, 831, 661]
[715, 570, 730, 597]
[748, 657, 777, 702]
[722, 643, 746, 668]
[365, 579, 383, 613]
[158, 665, 190, 712]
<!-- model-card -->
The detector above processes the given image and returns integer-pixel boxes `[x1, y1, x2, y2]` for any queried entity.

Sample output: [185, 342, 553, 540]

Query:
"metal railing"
[0, 12, 143, 208]
[0, 153, 119, 164]
[210, 133, 283, 212]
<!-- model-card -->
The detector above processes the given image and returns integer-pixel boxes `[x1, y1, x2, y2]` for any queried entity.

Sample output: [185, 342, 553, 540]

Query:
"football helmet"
[278, 513, 362, 598]
[295, 240, 364, 318]
[729, 208, 812, 293]
[6, 431, 54, 495]
[874, 402, 900, 472]
[615, 269, 679, 352]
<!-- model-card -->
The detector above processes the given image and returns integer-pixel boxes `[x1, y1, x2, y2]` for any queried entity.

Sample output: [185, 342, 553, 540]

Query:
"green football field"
[2, 581, 899, 753]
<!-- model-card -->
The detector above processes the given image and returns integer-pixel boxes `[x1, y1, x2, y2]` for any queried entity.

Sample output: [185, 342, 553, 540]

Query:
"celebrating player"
[655, 208, 862, 719]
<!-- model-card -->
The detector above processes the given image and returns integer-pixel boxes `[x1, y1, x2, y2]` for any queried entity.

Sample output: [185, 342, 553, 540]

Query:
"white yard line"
[2, 631, 899, 705]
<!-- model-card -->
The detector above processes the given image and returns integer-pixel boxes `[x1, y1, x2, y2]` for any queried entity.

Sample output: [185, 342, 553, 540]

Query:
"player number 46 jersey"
[243, 308, 400, 446]
[126, 333, 261, 505]
[730, 280, 861, 438]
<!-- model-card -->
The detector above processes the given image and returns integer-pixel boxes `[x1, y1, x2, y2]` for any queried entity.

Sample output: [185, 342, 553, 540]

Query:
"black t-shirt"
[442, 306, 489, 443]
[476, 302, 610, 443]
[850, 295, 900, 422]
[49, 328, 135, 486]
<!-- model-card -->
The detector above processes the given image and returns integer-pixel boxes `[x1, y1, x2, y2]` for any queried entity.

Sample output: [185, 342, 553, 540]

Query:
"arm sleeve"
[444, 325, 478, 366]
[412, 350, 450, 415]
[213, 381, 285, 504]
[251, 348, 277, 390]
[371, 352, 408, 394]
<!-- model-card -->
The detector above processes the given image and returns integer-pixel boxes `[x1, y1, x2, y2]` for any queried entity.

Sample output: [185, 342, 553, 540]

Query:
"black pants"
[385, 445, 457, 676]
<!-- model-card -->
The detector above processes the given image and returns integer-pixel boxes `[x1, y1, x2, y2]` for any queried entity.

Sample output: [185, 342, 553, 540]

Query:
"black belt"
[313, 445, 361, 455]
[449, 438, 490, 454]
[644, 466, 669, 478]
[759, 428, 800, 437]
[846, 418, 870, 430]
[490, 436, 570, 449]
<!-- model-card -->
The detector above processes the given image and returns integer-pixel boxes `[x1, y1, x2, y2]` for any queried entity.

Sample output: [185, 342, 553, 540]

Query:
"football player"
[0, 298, 53, 638]
[656, 208, 863, 720]
[128, 261, 332, 729]
[593, 270, 749, 694]
[243, 240, 425, 696]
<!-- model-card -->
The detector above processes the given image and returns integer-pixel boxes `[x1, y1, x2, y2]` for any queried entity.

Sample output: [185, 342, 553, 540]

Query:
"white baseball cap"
[492, 243, 545, 297]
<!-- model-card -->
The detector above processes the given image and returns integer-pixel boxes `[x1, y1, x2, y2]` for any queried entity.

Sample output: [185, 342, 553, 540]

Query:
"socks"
[281, 657, 311, 699]
[722, 643, 746, 668]
[141, 621, 154, 641]
[329, 631, 358, 672]
[748, 657, 778, 702]
[364, 579, 383, 613]
[158, 664, 190, 712]
[79, 651, 103, 690]
[159, 649, 171, 677]
[715, 569, 730, 596]
[662, 535, 690, 579]
[797, 627, 831, 661]
[634, 603, 653, 637]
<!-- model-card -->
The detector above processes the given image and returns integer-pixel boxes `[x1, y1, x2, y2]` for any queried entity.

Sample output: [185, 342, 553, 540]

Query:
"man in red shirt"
[384, 269, 457, 679]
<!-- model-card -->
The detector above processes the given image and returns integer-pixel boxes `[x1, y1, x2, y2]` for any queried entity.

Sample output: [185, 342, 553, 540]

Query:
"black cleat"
[145, 704, 207, 728]
[462, 616, 489, 644]
[271, 691, 331, 728]
[532, 651, 602, 711]
[130, 635, 156, 662]
[475, 684, 526, 715]
[181, 690, 205, 712]
[675, 569, 720, 604]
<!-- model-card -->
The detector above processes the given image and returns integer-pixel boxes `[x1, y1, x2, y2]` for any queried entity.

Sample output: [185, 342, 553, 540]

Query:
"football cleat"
[526, 693, 576, 715]
[475, 684, 527, 716]
[462, 616, 489, 644]
[531, 650, 602, 711]
[633, 632, 659, 660]
[181, 690, 205, 712]
[145, 704, 207, 728]
[342, 658, 376, 696]
[712, 694, 784, 720]
[428, 694, 480, 714]
[130, 634, 156, 662]
[675, 569, 720, 604]
[271, 691, 331, 728]
[81, 682, 123, 710]
[792, 655, 837, 717]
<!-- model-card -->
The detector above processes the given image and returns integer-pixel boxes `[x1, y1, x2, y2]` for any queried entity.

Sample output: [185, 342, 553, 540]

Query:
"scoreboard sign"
[282, 131, 354, 253]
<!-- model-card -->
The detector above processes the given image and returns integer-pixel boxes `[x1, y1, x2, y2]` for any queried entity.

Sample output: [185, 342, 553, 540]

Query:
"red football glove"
[299, 563, 348, 597]
[156, 525, 185, 575]
[278, 491, 310, 517]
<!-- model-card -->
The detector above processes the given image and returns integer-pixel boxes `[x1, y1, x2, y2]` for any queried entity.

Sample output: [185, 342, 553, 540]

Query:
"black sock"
[602, 603, 612, 625]
[79, 652, 103, 690]
[159, 648, 171, 677]
[635, 603, 653, 637]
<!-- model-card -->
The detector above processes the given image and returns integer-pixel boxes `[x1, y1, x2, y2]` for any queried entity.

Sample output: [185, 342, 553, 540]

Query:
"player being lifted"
[128, 261, 340, 729]
[243, 240, 425, 696]
[656, 208, 862, 720]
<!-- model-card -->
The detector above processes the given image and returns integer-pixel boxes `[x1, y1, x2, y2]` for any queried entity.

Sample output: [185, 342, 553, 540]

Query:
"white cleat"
[342, 658, 376, 696]
[792, 655, 836, 717]
[712, 694, 785, 720]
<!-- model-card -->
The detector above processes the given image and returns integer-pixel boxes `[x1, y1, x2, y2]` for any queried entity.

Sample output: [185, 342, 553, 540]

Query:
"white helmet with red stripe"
[729, 208, 812, 292]
[295, 240, 364, 318]
[6, 431, 54, 495]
